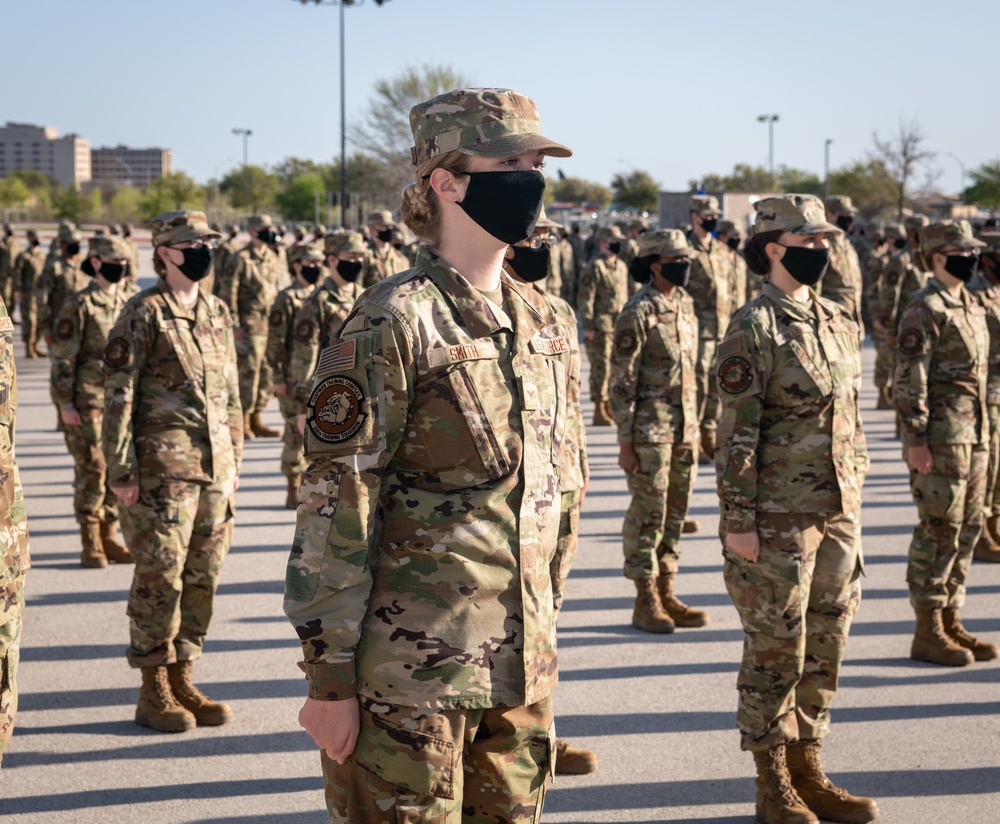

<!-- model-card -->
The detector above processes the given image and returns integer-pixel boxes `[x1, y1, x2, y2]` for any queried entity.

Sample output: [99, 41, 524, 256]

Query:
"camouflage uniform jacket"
[220, 243, 282, 334]
[861, 246, 891, 308]
[266, 281, 317, 391]
[686, 232, 733, 340]
[577, 253, 628, 333]
[35, 256, 87, 338]
[0, 237, 22, 285]
[0, 298, 29, 630]
[895, 277, 988, 447]
[102, 280, 243, 487]
[715, 281, 868, 534]
[725, 248, 749, 310]
[212, 236, 242, 295]
[50, 280, 139, 410]
[610, 284, 699, 446]
[817, 233, 864, 329]
[967, 274, 1000, 405]
[877, 247, 927, 333]
[362, 244, 409, 288]
[288, 278, 364, 408]
[285, 248, 568, 710]
[14, 245, 46, 294]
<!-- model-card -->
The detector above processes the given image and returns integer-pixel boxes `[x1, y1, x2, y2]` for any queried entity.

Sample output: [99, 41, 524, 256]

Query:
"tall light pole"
[295, 0, 391, 228]
[947, 151, 967, 205]
[824, 138, 834, 198]
[757, 114, 779, 189]
[231, 128, 252, 212]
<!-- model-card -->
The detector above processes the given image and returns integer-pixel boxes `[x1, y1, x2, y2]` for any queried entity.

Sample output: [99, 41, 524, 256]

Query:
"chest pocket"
[767, 325, 832, 407]
[0, 318, 13, 424]
[158, 318, 204, 388]
[528, 330, 568, 469]
[649, 320, 681, 367]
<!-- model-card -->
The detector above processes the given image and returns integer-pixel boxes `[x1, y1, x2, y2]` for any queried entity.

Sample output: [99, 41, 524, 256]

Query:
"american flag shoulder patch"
[316, 339, 356, 374]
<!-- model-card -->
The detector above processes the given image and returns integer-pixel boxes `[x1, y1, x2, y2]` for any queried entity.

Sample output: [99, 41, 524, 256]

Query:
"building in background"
[0, 122, 91, 188]
[90, 145, 172, 189]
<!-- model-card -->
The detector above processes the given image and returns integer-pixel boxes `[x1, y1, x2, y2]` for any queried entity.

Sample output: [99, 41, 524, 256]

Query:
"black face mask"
[607, 241, 622, 256]
[393, 242, 404, 251]
[658, 260, 692, 288]
[81, 258, 97, 277]
[99, 261, 128, 284]
[176, 247, 215, 282]
[509, 246, 550, 283]
[836, 215, 854, 232]
[726, 236, 741, 251]
[336, 259, 363, 282]
[65, 242, 81, 257]
[300, 264, 322, 285]
[700, 217, 718, 234]
[457, 170, 546, 245]
[256, 229, 277, 245]
[944, 253, 978, 283]
[30, 239, 39, 248]
[777, 244, 830, 286]
[893, 238, 907, 250]
[376, 228, 393, 244]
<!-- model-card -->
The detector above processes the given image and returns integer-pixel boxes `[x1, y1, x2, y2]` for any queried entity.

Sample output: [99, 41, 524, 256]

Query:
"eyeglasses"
[170, 238, 219, 251]
[526, 236, 558, 250]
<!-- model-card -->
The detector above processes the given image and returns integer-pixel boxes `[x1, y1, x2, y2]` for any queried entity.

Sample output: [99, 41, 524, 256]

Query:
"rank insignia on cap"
[307, 375, 366, 444]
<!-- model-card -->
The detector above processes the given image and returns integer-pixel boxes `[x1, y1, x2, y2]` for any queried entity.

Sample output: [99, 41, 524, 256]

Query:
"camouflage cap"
[248, 214, 273, 228]
[228, 223, 241, 235]
[210, 222, 222, 232]
[979, 233, 1000, 254]
[751, 194, 841, 236]
[883, 222, 905, 240]
[288, 242, 326, 265]
[106, 222, 121, 235]
[2, 222, 12, 233]
[366, 209, 395, 226]
[904, 214, 930, 230]
[637, 229, 695, 258]
[409, 87, 572, 166]
[26, 229, 39, 241]
[824, 195, 857, 215]
[58, 223, 83, 243]
[689, 195, 721, 215]
[534, 206, 563, 232]
[629, 218, 649, 231]
[920, 220, 986, 254]
[324, 231, 368, 256]
[150, 210, 221, 247]
[313, 224, 327, 236]
[596, 225, 624, 242]
[717, 219, 740, 235]
[88, 235, 130, 260]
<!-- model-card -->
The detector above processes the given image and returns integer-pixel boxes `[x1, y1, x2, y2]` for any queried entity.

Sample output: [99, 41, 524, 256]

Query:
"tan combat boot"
[592, 400, 613, 427]
[25, 341, 39, 359]
[100, 519, 134, 564]
[166, 660, 233, 726]
[786, 739, 879, 823]
[631, 577, 675, 633]
[876, 385, 893, 410]
[136, 666, 196, 733]
[753, 746, 818, 824]
[286, 474, 301, 510]
[243, 412, 256, 440]
[700, 427, 716, 460]
[657, 564, 709, 628]
[682, 519, 700, 534]
[554, 738, 598, 775]
[942, 607, 999, 661]
[249, 411, 280, 438]
[973, 516, 1000, 563]
[911, 607, 973, 666]
[80, 522, 108, 568]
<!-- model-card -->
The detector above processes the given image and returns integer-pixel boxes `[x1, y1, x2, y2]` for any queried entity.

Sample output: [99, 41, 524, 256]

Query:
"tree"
[220, 165, 279, 213]
[137, 173, 202, 222]
[611, 170, 660, 211]
[0, 177, 30, 208]
[871, 118, 935, 220]
[828, 159, 898, 219]
[108, 187, 143, 222]
[965, 160, 1000, 210]
[275, 172, 327, 222]
[549, 176, 612, 209]
[52, 186, 102, 223]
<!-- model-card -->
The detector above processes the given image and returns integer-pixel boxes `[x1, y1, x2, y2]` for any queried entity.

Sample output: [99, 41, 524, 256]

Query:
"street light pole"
[824, 138, 833, 198]
[757, 114, 779, 189]
[231, 128, 252, 212]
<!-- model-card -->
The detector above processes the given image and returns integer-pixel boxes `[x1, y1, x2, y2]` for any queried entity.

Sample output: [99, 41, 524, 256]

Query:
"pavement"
[3, 270, 999, 822]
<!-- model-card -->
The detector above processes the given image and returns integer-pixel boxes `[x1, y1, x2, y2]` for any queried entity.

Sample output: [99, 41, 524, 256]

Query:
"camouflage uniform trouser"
[723, 511, 862, 752]
[551, 487, 582, 617]
[623, 442, 697, 579]
[21, 298, 37, 348]
[236, 332, 273, 415]
[872, 325, 892, 392]
[905, 441, 987, 609]
[584, 330, 613, 404]
[696, 336, 720, 430]
[278, 394, 306, 478]
[0, 613, 22, 768]
[62, 408, 117, 524]
[121, 476, 235, 668]
[986, 404, 1000, 519]
[321, 695, 553, 824]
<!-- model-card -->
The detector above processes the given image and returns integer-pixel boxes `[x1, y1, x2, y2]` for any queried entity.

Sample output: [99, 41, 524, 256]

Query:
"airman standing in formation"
[717, 219, 749, 305]
[103, 210, 242, 734]
[818, 195, 865, 333]
[267, 242, 323, 509]
[894, 220, 998, 668]
[361, 209, 409, 287]
[221, 214, 283, 439]
[35, 223, 87, 350]
[14, 230, 46, 358]
[0, 225, 23, 318]
[866, 223, 905, 409]
[578, 224, 629, 425]
[50, 235, 138, 568]
[877, 214, 930, 380]
[120, 223, 140, 286]
[212, 224, 242, 297]
[611, 229, 707, 635]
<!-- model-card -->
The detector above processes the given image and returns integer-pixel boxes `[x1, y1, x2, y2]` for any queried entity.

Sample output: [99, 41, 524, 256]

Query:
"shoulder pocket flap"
[426, 339, 499, 368]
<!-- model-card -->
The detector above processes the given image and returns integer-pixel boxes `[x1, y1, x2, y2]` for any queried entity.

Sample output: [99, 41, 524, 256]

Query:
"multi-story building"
[91, 145, 173, 188]
[0, 122, 91, 188]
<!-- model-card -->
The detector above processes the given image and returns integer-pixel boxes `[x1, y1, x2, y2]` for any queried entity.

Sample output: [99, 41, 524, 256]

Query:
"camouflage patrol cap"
[314, 224, 327, 236]
[534, 206, 563, 232]
[979, 233, 1000, 254]
[596, 225, 624, 242]
[106, 222, 121, 235]
[629, 218, 649, 231]
[58, 223, 83, 243]
[248, 214, 273, 228]
[2, 222, 12, 233]
[288, 242, 325, 265]
[920, 220, 986, 254]
[88, 235, 130, 260]
[689, 195, 721, 215]
[210, 222, 222, 233]
[409, 87, 572, 166]
[751, 194, 840, 236]
[824, 195, 858, 215]
[904, 214, 930, 230]
[366, 209, 395, 226]
[637, 229, 695, 258]
[26, 229, 39, 241]
[324, 231, 368, 256]
[883, 223, 905, 240]
[717, 219, 740, 235]
[150, 210, 221, 247]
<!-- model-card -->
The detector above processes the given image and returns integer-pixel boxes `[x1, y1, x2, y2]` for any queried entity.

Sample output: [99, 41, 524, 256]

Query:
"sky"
[3, 0, 997, 198]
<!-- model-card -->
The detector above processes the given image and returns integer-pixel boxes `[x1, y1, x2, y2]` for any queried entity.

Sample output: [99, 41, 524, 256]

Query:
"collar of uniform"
[500, 266, 554, 352]
[156, 277, 201, 319]
[688, 232, 713, 253]
[249, 243, 271, 263]
[416, 248, 504, 339]
[927, 274, 969, 308]
[86, 280, 118, 307]
[762, 280, 816, 322]
[322, 276, 358, 303]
